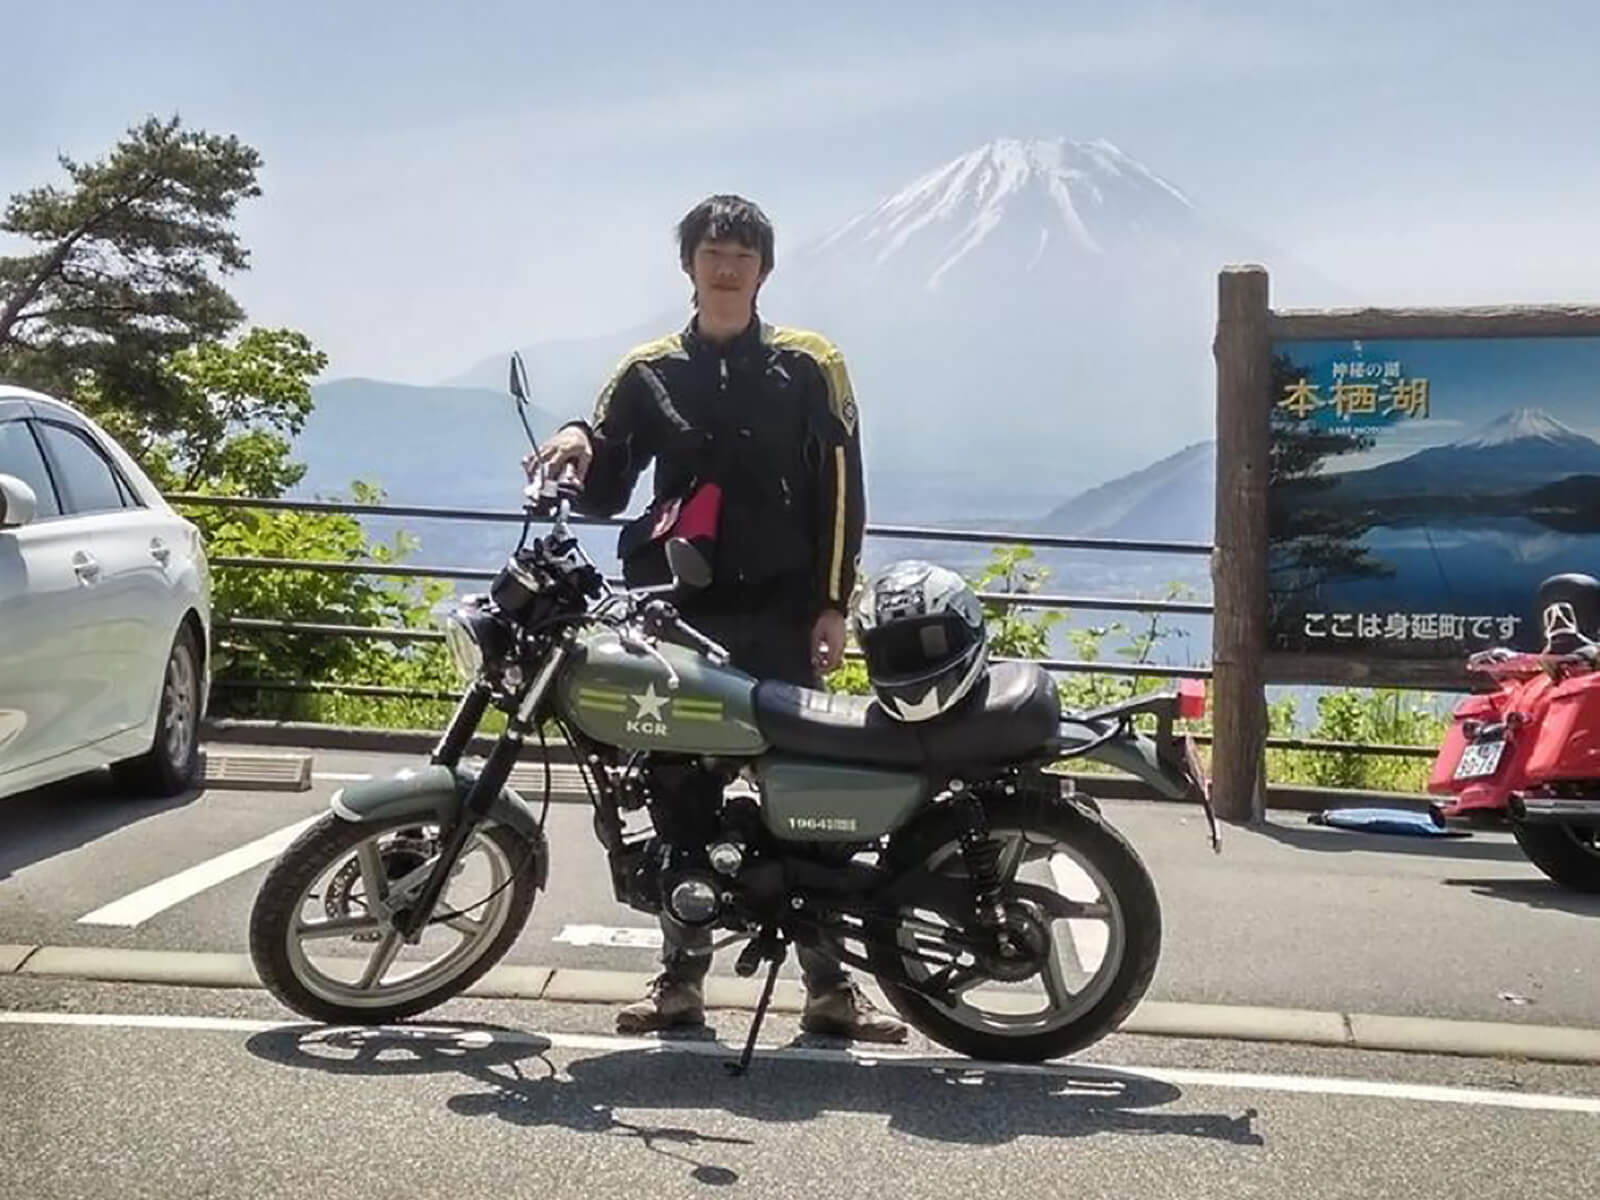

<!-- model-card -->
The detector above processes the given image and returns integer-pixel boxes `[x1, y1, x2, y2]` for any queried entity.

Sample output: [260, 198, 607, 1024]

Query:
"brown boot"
[800, 981, 908, 1044]
[615, 973, 707, 1034]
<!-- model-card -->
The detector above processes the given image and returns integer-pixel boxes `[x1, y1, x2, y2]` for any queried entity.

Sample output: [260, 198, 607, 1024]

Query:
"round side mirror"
[665, 536, 712, 590]
[0, 473, 38, 529]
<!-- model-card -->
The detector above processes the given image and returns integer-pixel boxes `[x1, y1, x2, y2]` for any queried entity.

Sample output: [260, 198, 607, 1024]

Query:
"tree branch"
[0, 171, 165, 348]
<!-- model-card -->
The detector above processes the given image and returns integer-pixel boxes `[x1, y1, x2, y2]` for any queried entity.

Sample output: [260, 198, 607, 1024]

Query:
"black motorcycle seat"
[753, 661, 1061, 770]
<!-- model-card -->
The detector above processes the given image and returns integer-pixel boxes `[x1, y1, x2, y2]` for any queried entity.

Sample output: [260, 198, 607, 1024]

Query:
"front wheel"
[249, 813, 541, 1023]
[1511, 819, 1600, 893]
[867, 795, 1161, 1063]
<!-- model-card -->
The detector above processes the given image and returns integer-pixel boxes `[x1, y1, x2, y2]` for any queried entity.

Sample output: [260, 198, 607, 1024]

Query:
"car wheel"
[111, 625, 202, 798]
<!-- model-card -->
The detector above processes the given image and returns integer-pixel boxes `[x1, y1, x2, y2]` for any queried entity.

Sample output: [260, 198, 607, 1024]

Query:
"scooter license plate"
[1454, 739, 1506, 779]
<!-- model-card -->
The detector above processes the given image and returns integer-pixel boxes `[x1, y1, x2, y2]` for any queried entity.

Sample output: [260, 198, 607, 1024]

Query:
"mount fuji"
[1325, 408, 1600, 500]
[791, 137, 1202, 296]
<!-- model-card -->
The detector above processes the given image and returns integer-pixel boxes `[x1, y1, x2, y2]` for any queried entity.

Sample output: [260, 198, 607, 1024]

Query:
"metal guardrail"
[173, 493, 1216, 558]
[178, 493, 1445, 762]
[185, 493, 1218, 687]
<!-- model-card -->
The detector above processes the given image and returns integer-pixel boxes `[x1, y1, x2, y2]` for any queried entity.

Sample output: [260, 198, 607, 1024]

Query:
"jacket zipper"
[720, 356, 746, 584]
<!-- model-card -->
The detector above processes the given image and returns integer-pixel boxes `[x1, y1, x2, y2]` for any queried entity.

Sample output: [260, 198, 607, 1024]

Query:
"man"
[529, 194, 906, 1044]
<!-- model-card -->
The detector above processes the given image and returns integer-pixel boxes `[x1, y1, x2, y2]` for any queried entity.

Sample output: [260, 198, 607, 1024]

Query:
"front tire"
[867, 795, 1161, 1063]
[1512, 819, 1600, 893]
[111, 624, 202, 798]
[249, 813, 541, 1024]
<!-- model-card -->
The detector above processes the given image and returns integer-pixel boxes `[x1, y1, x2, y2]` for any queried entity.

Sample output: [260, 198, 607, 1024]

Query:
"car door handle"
[150, 538, 172, 565]
[71, 551, 101, 583]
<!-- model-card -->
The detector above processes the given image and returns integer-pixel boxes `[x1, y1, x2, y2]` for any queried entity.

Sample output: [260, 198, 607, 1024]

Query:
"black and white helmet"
[853, 560, 988, 722]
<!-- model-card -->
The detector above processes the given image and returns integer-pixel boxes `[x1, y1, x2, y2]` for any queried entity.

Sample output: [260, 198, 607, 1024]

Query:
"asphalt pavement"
[2, 977, 1597, 1200]
[3, 743, 1598, 1199]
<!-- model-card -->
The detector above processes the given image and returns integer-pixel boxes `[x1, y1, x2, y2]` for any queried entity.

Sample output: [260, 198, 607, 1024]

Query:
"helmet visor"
[862, 613, 980, 682]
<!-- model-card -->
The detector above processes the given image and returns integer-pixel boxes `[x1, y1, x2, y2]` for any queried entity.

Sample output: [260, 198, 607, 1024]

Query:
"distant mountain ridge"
[1032, 440, 1215, 542]
[293, 377, 559, 506]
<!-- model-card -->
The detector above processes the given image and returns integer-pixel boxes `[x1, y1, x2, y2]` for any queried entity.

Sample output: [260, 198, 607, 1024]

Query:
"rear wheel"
[111, 624, 202, 798]
[866, 794, 1161, 1063]
[1511, 819, 1600, 893]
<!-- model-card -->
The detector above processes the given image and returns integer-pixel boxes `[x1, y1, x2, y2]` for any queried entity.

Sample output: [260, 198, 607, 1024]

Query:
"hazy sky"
[7, 0, 1600, 385]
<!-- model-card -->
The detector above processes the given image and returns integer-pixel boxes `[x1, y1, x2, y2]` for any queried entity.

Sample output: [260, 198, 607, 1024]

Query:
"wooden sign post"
[1211, 266, 1272, 823]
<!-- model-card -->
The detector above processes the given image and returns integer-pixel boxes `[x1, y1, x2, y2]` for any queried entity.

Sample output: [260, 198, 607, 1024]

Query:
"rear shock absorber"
[956, 785, 1007, 926]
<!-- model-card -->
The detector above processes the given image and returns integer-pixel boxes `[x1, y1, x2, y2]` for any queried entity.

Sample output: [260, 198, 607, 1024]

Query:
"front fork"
[390, 640, 570, 940]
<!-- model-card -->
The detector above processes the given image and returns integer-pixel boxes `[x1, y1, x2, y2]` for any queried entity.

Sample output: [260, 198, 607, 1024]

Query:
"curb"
[5, 943, 1597, 1066]
[201, 720, 1437, 816]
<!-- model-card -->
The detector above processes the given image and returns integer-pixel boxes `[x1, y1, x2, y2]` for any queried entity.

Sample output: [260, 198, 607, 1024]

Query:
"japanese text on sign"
[1303, 612, 1522, 642]
[1279, 360, 1429, 422]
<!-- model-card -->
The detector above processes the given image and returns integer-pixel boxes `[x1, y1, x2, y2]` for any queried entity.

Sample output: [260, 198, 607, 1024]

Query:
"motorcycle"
[248, 354, 1219, 1072]
[1427, 575, 1600, 893]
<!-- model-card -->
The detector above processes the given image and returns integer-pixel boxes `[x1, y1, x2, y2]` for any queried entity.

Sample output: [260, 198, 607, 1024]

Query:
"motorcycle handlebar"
[638, 599, 730, 664]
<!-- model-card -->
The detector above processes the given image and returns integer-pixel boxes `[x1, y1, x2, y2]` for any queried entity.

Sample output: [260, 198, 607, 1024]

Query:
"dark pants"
[657, 594, 849, 994]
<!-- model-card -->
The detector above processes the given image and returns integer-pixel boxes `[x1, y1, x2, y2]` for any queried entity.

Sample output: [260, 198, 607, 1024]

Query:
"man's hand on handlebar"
[524, 425, 593, 486]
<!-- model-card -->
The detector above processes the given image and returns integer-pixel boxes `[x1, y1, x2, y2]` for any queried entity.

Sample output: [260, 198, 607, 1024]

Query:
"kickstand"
[725, 942, 785, 1077]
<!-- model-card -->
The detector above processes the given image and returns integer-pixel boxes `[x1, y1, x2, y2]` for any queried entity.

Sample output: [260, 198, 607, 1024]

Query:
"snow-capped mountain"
[798, 137, 1202, 294]
[756, 137, 1251, 485]
[1450, 407, 1593, 452]
[1326, 408, 1600, 499]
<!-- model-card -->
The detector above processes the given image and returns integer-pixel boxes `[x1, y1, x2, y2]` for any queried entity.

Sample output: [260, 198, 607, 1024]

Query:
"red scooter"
[1428, 574, 1600, 893]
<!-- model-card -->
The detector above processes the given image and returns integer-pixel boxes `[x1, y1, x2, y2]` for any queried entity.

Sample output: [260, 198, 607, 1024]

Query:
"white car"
[0, 385, 211, 799]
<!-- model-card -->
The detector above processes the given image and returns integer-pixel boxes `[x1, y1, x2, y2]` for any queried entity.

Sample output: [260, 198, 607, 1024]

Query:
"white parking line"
[76, 815, 322, 928]
[312, 772, 374, 782]
[3, 1009, 1598, 1115]
[555, 924, 664, 949]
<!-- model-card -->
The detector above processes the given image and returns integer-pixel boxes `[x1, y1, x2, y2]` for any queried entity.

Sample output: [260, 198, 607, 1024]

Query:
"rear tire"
[867, 795, 1161, 1063]
[1511, 819, 1600, 893]
[111, 624, 202, 798]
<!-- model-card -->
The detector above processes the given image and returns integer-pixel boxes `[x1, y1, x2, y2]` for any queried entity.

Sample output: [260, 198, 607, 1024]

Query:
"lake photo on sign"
[1266, 336, 1600, 659]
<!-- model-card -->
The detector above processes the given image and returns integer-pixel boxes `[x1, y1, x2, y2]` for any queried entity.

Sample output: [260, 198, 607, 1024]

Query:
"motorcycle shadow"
[244, 1021, 1263, 1165]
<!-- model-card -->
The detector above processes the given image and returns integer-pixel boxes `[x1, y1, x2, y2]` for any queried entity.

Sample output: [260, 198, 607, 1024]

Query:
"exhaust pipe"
[1510, 793, 1600, 825]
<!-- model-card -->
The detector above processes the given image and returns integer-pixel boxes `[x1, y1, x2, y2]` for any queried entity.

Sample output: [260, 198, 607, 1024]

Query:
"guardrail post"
[1211, 266, 1271, 823]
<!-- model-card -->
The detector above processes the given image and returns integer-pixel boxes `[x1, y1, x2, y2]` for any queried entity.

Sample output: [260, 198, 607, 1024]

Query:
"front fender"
[330, 764, 550, 889]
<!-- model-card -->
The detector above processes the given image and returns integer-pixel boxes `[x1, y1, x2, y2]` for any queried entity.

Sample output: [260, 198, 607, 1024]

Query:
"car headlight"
[445, 610, 487, 682]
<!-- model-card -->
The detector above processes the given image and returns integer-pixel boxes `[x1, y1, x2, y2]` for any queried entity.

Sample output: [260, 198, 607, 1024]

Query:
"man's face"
[687, 236, 766, 320]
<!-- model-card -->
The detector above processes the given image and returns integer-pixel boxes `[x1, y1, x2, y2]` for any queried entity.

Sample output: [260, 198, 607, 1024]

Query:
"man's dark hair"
[676, 194, 775, 274]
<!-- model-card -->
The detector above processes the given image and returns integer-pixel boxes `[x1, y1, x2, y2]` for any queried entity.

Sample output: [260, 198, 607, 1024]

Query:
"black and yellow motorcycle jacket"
[564, 314, 866, 620]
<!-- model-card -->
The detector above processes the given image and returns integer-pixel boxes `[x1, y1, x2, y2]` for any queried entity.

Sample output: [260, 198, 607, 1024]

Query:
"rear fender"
[329, 764, 550, 889]
[1061, 686, 1204, 803]
[1061, 722, 1193, 801]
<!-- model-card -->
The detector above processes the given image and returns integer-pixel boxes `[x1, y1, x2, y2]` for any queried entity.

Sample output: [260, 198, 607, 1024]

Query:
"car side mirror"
[0, 474, 38, 529]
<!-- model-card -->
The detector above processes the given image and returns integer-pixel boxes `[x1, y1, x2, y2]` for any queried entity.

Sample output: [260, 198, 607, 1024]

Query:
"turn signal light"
[1177, 679, 1207, 721]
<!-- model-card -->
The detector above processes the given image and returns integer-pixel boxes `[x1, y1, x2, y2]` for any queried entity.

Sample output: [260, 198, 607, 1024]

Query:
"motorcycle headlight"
[445, 607, 493, 683]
